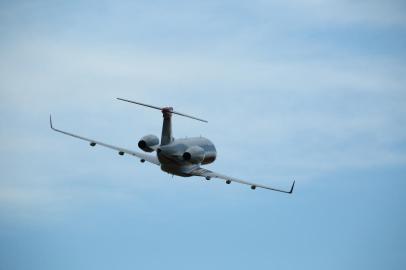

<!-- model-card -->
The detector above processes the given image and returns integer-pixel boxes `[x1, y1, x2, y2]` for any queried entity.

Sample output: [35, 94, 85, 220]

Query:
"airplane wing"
[190, 167, 295, 193]
[49, 115, 160, 166]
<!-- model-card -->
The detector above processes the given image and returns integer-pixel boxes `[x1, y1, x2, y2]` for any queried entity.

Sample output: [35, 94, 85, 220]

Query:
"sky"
[1, 0, 406, 269]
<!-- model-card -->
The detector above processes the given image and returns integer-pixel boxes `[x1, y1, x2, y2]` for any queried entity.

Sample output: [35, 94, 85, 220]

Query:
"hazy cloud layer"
[0, 1, 405, 269]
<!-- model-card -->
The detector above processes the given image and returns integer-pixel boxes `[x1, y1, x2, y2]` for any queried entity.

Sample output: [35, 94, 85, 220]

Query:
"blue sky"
[1, 0, 406, 269]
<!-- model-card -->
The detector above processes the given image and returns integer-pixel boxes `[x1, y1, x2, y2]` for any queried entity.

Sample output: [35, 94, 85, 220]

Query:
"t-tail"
[116, 98, 208, 146]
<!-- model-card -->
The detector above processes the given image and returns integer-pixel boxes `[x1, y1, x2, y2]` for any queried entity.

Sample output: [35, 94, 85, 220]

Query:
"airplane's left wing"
[190, 167, 294, 193]
[49, 115, 160, 166]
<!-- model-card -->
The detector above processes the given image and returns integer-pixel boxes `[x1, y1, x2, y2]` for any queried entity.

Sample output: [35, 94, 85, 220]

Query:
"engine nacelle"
[183, 146, 205, 164]
[138, 134, 159, 152]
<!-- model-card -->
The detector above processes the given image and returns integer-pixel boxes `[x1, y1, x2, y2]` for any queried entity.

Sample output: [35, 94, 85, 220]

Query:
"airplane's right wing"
[49, 115, 160, 166]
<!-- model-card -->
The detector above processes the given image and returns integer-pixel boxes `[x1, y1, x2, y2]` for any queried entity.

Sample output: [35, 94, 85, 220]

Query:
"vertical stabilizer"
[161, 107, 173, 145]
[116, 98, 207, 145]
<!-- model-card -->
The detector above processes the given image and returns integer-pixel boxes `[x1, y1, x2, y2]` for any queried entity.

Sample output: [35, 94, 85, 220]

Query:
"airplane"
[50, 98, 295, 193]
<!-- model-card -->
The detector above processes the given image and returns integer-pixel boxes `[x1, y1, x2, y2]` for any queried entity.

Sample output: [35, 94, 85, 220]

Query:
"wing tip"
[49, 114, 54, 129]
[289, 180, 295, 194]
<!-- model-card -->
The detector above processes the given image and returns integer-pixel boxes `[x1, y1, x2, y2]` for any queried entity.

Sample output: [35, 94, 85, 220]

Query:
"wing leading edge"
[191, 167, 295, 193]
[49, 115, 160, 166]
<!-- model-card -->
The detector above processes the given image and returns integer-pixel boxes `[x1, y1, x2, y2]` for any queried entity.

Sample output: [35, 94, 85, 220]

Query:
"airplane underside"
[160, 164, 195, 177]
[158, 152, 199, 177]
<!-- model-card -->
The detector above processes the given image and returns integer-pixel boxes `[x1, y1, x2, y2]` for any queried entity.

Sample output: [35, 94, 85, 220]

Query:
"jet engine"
[183, 146, 205, 164]
[138, 135, 159, 152]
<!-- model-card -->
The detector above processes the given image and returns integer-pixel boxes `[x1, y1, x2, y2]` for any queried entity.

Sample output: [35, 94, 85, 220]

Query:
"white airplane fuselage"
[136, 106, 217, 177]
[157, 137, 216, 177]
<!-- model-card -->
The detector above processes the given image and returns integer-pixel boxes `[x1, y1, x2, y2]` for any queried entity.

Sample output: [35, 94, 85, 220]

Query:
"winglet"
[289, 180, 295, 194]
[49, 114, 54, 129]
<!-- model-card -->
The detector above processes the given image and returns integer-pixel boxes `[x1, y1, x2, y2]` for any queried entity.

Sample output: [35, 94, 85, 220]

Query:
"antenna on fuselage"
[116, 98, 208, 123]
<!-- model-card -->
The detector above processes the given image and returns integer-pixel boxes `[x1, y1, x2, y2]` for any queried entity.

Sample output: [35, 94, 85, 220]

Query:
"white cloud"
[1, 36, 405, 172]
[259, 0, 406, 26]
[0, 0, 405, 218]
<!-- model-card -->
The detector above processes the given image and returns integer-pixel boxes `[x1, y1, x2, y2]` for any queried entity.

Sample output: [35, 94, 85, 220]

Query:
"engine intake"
[138, 134, 159, 152]
[183, 146, 205, 164]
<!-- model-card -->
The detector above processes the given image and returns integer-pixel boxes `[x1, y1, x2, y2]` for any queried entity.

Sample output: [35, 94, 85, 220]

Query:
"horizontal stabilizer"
[117, 98, 208, 123]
